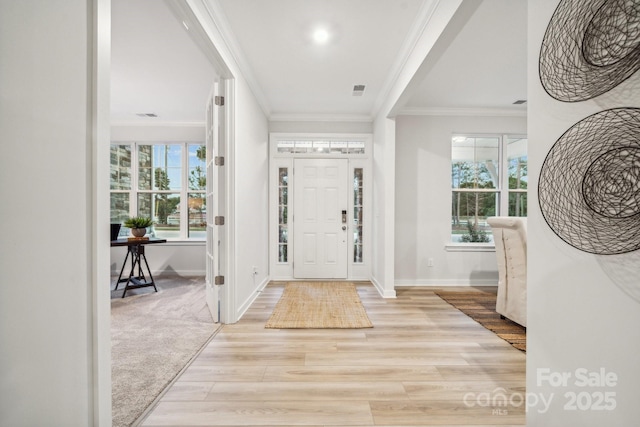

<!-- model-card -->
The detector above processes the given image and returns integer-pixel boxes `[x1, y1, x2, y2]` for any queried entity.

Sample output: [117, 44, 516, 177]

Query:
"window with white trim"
[451, 135, 527, 243]
[110, 142, 207, 240]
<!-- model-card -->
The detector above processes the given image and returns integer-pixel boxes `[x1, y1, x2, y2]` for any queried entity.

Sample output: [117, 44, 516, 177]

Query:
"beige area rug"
[111, 276, 220, 427]
[265, 282, 373, 329]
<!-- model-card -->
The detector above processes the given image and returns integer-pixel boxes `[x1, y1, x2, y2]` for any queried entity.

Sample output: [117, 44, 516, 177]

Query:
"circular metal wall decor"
[539, 0, 640, 102]
[538, 108, 640, 254]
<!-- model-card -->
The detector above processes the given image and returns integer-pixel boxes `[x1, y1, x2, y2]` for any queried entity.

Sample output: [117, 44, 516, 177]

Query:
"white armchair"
[487, 217, 527, 327]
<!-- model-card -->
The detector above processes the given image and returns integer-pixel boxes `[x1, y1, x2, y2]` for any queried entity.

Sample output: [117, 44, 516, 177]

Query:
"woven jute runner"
[265, 282, 373, 329]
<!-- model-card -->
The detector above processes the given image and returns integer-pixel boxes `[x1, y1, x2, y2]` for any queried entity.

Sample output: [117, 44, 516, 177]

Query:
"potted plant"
[124, 216, 153, 238]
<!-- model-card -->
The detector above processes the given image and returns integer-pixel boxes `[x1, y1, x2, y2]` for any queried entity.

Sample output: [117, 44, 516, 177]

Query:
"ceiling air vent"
[512, 100, 527, 105]
[136, 113, 158, 117]
[352, 85, 366, 96]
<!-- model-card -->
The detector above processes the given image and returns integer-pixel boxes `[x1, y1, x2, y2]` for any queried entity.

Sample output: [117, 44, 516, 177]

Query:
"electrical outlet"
[427, 258, 434, 267]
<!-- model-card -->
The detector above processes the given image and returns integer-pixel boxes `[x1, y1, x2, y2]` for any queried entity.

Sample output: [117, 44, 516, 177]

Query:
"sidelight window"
[278, 168, 289, 262]
[353, 168, 364, 263]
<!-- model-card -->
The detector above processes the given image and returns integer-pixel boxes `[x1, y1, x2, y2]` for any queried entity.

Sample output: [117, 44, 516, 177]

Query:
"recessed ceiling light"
[313, 28, 330, 44]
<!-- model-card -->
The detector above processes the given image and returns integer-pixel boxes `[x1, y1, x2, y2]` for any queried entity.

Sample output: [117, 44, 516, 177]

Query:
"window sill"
[445, 243, 495, 252]
[162, 240, 205, 246]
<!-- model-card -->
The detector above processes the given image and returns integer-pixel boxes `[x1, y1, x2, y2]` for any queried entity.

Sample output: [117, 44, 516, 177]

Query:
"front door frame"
[269, 133, 372, 281]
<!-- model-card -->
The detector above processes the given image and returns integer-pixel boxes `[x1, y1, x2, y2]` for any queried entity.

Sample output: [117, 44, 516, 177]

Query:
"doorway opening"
[269, 133, 372, 281]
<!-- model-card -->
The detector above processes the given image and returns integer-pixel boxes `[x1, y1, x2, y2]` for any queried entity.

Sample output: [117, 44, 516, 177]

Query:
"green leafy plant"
[460, 221, 491, 243]
[124, 216, 153, 229]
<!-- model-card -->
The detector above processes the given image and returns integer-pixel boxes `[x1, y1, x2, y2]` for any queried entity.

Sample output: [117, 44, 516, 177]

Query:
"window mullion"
[132, 142, 138, 218]
[181, 142, 188, 239]
[500, 135, 509, 215]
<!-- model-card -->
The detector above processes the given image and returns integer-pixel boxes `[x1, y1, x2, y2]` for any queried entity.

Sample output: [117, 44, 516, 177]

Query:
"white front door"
[293, 158, 348, 279]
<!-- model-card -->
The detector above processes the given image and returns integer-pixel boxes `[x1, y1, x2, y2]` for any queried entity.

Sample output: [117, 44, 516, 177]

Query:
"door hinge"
[215, 156, 224, 166]
[215, 95, 224, 106]
[214, 216, 225, 225]
[214, 275, 225, 285]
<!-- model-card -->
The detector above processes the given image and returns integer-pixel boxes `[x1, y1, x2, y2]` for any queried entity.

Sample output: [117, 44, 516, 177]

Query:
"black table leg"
[121, 244, 159, 298]
[114, 249, 130, 291]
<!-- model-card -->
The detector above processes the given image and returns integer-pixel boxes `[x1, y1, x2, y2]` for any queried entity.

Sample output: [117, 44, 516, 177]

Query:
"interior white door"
[205, 81, 225, 322]
[293, 158, 348, 279]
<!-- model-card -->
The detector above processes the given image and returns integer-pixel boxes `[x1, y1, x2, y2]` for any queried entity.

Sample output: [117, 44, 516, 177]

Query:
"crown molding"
[398, 107, 527, 117]
[269, 113, 373, 123]
[371, 0, 441, 117]
[195, 0, 272, 116]
[110, 121, 206, 127]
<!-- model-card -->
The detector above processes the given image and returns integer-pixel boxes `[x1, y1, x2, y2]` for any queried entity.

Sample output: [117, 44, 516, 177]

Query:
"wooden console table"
[111, 238, 167, 298]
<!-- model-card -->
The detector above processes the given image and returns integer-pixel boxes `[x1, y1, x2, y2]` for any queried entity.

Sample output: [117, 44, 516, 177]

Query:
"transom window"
[110, 142, 206, 240]
[276, 139, 365, 154]
[451, 135, 527, 243]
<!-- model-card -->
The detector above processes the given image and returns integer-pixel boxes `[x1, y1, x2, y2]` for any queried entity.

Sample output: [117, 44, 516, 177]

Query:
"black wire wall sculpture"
[539, 0, 640, 102]
[538, 108, 640, 255]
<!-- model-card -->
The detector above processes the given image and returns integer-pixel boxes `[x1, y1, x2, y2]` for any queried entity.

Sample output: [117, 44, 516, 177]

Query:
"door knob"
[342, 226, 347, 230]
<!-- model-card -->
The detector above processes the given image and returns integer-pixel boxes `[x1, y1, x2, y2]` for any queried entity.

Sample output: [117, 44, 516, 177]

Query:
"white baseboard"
[371, 277, 397, 298]
[236, 276, 271, 320]
[111, 269, 205, 277]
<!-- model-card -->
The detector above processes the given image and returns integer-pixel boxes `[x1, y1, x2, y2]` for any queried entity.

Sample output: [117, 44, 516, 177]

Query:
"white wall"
[269, 120, 373, 134]
[111, 123, 205, 141]
[232, 76, 270, 318]
[371, 115, 397, 297]
[111, 243, 205, 276]
[185, 0, 271, 322]
[395, 114, 526, 285]
[0, 1, 100, 425]
[527, 1, 640, 425]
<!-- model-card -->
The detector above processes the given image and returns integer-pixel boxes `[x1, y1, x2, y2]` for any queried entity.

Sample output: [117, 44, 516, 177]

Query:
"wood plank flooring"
[140, 283, 526, 426]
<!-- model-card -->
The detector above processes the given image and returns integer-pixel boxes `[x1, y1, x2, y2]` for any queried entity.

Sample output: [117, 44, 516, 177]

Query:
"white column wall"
[371, 116, 397, 297]
[232, 77, 270, 318]
[395, 114, 526, 285]
[527, 1, 640, 425]
[369, 0, 466, 297]
[0, 1, 99, 425]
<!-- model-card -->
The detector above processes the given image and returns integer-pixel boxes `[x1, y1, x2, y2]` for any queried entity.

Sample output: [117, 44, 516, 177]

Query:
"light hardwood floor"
[141, 283, 526, 426]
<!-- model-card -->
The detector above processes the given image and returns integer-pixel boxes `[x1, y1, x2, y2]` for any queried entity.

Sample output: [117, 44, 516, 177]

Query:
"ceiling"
[111, 0, 216, 125]
[403, 0, 527, 112]
[110, 0, 527, 124]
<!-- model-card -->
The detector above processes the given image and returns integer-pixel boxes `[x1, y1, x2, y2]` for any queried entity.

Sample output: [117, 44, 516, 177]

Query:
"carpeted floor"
[111, 276, 220, 427]
[434, 289, 526, 352]
[265, 282, 373, 329]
